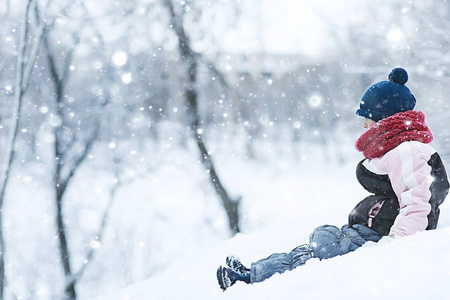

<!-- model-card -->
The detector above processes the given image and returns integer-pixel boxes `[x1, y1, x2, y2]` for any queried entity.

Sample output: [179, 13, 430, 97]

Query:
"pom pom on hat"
[388, 68, 408, 85]
[356, 68, 416, 122]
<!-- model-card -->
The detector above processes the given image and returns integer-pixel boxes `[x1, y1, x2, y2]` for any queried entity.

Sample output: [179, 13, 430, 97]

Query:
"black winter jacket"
[349, 153, 449, 236]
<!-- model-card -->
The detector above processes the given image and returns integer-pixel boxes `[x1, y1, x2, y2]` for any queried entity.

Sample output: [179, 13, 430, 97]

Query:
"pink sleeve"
[385, 143, 433, 237]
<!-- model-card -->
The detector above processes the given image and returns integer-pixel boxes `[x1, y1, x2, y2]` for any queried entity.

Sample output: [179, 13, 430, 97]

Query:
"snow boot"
[226, 255, 250, 276]
[216, 266, 250, 291]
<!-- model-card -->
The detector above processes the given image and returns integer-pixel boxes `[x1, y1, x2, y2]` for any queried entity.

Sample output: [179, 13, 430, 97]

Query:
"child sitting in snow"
[217, 68, 450, 291]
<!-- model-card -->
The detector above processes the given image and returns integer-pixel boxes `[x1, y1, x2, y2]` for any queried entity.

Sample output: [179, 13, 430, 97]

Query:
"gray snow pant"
[250, 224, 382, 283]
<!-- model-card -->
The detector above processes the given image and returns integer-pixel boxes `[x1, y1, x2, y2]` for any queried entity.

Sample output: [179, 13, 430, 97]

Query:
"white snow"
[95, 142, 450, 300]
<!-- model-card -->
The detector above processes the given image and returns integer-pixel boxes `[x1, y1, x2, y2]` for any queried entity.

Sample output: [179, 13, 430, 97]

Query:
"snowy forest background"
[1, 0, 450, 299]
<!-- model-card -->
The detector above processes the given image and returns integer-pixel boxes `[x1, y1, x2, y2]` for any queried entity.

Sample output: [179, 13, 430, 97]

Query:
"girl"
[217, 68, 449, 291]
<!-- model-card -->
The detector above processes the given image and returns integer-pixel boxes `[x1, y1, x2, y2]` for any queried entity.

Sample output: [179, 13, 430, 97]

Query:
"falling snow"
[0, 0, 449, 299]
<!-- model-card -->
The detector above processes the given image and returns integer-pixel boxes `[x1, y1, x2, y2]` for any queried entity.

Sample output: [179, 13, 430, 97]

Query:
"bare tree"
[0, 0, 47, 298]
[163, 0, 241, 234]
[39, 1, 140, 295]
[40, 8, 100, 297]
[44, 42, 99, 298]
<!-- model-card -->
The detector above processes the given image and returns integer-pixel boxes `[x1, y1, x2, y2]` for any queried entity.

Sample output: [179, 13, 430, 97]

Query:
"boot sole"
[216, 266, 227, 291]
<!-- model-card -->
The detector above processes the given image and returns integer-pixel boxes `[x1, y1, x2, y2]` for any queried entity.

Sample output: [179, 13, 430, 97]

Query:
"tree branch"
[0, 0, 35, 297]
[71, 152, 121, 284]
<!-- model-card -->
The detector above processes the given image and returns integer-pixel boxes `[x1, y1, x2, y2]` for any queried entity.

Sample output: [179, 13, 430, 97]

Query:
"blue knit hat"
[356, 68, 416, 122]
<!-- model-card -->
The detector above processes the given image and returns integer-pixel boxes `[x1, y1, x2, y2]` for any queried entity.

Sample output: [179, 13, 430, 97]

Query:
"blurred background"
[1, 0, 450, 299]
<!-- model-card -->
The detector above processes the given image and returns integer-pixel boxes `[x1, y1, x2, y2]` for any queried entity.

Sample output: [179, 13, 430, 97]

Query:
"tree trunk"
[186, 61, 240, 233]
[195, 135, 241, 233]
[0, 0, 45, 297]
[44, 31, 79, 299]
[55, 182, 77, 300]
[163, 0, 241, 234]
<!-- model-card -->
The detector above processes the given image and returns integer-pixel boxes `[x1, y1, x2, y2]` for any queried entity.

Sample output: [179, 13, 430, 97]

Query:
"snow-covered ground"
[95, 141, 450, 300]
[97, 228, 450, 300]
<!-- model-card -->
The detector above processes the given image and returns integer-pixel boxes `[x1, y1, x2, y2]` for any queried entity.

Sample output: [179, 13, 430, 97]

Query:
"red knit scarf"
[355, 110, 433, 159]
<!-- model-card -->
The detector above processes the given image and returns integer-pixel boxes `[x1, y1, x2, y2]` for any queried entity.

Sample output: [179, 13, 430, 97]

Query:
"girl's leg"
[250, 224, 382, 283]
[250, 244, 312, 283]
[309, 224, 382, 260]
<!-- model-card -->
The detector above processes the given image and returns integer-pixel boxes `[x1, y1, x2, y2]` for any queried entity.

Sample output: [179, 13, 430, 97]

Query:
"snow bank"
[96, 148, 450, 300]
[96, 226, 450, 300]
